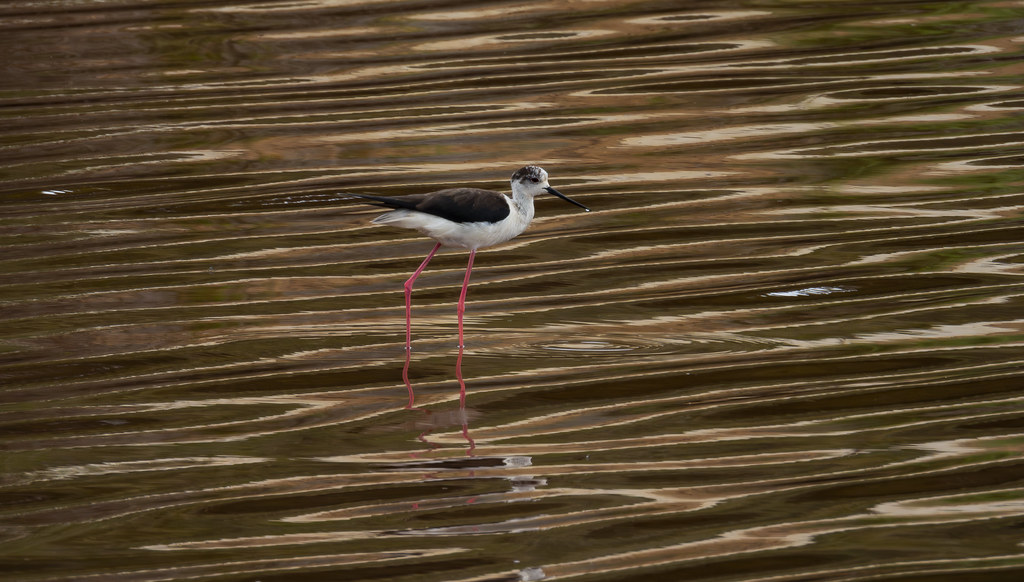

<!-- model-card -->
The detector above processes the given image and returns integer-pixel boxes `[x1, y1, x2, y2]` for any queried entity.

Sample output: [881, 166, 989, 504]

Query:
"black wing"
[351, 188, 511, 223]
[417, 188, 510, 223]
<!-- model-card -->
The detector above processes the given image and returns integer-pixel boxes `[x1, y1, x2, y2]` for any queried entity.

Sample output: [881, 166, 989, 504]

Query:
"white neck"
[509, 182, 537, 224]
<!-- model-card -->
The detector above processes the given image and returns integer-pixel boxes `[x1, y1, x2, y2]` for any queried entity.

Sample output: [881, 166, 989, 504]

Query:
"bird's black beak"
[544, 186, 590, 212]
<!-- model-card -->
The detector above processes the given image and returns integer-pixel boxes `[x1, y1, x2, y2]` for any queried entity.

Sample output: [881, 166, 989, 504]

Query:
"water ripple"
[3, 1, 1024, 581]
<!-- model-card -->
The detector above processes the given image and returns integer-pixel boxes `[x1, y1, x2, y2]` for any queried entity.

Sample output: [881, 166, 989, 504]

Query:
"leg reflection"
[455, 346, 475, 455]
[402, 348, 415, 410]
[402, 346, 475, 456]
[402, 348, 437, 453]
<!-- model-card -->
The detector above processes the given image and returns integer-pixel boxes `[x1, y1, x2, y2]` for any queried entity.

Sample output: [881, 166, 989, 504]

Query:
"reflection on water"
[3, 0, 1024, 580]
[403, 347, 475, 456]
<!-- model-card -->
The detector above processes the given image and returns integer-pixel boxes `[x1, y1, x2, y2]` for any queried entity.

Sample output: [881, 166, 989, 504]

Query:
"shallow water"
[2, 1, 1024, 581]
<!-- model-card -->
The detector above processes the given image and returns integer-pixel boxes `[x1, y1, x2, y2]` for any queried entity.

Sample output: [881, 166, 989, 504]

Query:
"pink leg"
[457, 250, 476, 348]
[404, 242, 442, 351]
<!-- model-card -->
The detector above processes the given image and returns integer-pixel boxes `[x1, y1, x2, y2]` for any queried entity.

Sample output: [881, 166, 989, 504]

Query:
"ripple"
[763, 285, 858, 298]
[3, 1, 1024, 581]
[540, 339, 648, 353]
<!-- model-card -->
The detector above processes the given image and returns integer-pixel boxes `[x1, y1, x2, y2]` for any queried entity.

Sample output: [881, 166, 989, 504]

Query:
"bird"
[350, 165, 590, 350]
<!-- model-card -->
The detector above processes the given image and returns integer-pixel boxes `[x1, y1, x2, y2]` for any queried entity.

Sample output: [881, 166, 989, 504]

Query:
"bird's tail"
[347, 193, 418, 212]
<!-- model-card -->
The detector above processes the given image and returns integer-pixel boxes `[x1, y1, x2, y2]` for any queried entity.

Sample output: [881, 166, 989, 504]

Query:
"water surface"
[2, 1, 1024, 581]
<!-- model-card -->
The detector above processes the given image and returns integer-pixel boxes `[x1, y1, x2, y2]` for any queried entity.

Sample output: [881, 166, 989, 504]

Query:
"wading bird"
[351, 166, 589, 349]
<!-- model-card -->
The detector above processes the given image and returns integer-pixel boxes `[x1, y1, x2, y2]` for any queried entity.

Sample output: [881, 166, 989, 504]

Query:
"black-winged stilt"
[351, 165, 590, 349]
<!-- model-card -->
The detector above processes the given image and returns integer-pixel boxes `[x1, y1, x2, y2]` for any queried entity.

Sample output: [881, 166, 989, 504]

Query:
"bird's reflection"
[403, 346, 475, 456]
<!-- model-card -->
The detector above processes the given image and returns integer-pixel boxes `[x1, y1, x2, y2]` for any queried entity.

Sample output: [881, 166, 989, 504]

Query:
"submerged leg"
[404, 242, 442, 351]
[456, 250, 476, 348]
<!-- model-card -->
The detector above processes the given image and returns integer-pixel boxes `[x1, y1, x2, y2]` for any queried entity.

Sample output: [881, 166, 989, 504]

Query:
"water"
[2, 1, 1024, 580]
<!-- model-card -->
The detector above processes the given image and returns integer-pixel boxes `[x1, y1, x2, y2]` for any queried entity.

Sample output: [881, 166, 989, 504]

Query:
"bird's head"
[510, 165, 590, 211]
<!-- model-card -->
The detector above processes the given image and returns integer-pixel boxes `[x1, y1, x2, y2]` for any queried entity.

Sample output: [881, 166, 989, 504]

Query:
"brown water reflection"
[3, 1, 1024, 581]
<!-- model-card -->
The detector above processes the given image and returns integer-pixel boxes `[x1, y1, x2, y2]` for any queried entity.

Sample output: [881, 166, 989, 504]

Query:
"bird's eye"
[530, 178, 539, 183]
